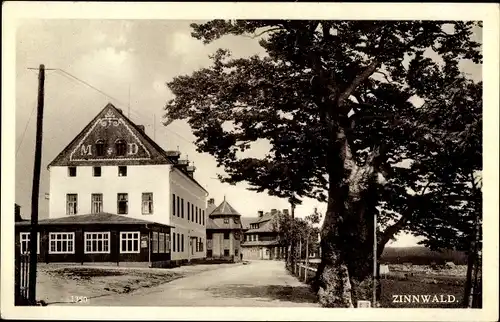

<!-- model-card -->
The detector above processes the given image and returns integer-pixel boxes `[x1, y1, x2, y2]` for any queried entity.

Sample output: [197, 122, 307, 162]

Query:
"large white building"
[33, 103, 208, 265]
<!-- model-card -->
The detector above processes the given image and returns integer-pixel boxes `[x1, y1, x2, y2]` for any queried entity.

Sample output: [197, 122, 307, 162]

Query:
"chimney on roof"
[15, 203, 23, 222]
[208, 198, 215, 206]
[271, 209, 278, 216]
[186, 165, 196, 178]
[166, 150, 181, 164]
[283, 209, 289, 216]
[177, 159, 189, 172]
[137, 125, 145, 132]
[258, 210, 264, 217]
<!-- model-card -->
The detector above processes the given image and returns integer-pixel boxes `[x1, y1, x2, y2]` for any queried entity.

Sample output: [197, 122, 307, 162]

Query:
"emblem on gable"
[69, 109, 152, 162]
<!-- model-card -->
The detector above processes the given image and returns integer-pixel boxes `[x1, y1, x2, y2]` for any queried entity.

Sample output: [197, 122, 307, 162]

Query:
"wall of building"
[207, 231, 242, 260]
[242, 246, 261, 260]
[169, 168, 207, 261]
[15, 224, 171, 264]
[48, 164, 171, 226]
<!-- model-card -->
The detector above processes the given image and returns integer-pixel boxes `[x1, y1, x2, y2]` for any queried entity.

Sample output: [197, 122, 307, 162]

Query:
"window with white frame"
[120, 232, 139, 253]
[93, 166, 102, 177]
[116, 140, 127, 156]
[66, 194, 77, 215]
[118, 165, 127, 177]
[199, 238, 204, 252]
[49, 232, 75, 254]
[91, 193, 103, 214]
[172, 194, 176, 217]
[20, 232, 40, 254]
[142, 193, 153, 214]
[165, 234, 171, 252]
[68, 166, 77, 177]
[96, 139, 105, 156]
[84, 232, 110, 253]
[152, 232, 158, 253]
[117, 193, 128, 214]
[159, 233, 165, 253]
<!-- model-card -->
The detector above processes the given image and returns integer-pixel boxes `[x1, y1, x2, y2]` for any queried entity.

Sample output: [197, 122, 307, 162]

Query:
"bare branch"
[242, 27, 282, 39]
[377, 180, 432, 255]
[373, 70, 395, 84]
[337, 28, 390, 110]
[337, 59, 381, 109]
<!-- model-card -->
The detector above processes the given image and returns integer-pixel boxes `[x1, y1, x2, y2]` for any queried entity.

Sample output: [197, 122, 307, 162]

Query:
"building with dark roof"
[206, 197, 244, 261]
[240, 209, 286, 260]
[15, 103, 208, 267]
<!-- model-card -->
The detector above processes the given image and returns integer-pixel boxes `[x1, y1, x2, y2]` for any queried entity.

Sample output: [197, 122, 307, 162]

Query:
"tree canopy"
[163, 20, 482, 306]
[164, 20, 481, 247]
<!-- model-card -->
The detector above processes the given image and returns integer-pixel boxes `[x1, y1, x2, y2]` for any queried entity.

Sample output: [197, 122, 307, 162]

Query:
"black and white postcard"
[1, 2, 498, 321]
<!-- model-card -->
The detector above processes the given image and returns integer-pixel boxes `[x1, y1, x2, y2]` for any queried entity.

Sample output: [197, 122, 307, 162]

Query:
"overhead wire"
[55, 68, 195, 147]
[20, 67, 196, 155]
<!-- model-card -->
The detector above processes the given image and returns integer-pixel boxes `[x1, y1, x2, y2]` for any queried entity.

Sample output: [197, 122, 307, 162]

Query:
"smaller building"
[240, 209, 285, 260]
[15, 213, 173, 267]
[206, 197, 244, 262]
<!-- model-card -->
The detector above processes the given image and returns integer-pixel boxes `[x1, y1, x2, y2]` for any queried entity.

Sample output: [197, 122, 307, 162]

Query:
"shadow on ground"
[205, 284, 318, 304]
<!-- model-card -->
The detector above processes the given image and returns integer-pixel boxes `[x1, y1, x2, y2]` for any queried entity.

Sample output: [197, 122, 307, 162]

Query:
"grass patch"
[52, 267, 127, 279]
[40, 267, 185, 303]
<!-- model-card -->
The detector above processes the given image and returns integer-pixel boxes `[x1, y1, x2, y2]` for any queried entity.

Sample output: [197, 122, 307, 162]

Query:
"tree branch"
[377, 180, 432, 256]
[337, 59, 381, 110]
[336, 28, 389, 111]
[242, 27, 283, 39]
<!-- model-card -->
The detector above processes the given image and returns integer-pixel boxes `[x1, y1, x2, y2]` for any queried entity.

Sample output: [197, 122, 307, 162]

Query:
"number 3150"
[70, 296, 88, 303]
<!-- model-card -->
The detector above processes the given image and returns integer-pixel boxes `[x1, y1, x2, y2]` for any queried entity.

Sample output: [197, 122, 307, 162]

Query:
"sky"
[14, 19, 481, 248]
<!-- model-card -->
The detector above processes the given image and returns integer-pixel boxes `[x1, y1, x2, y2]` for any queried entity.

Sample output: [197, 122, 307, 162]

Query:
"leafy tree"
[163, 20, 481, 307]
[303, 208, 322, 261]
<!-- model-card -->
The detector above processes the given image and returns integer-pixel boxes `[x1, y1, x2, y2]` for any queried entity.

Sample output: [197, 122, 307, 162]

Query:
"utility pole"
[128, 85, 131, 118]
[372, 212, 378, 307]
[28, 64, 45, 305]
[289, 198, 296, 269]
[153, 114, 156, 141]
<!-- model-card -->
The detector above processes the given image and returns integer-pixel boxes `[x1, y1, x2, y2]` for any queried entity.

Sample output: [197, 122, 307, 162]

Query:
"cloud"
[170, 31, 207, 61]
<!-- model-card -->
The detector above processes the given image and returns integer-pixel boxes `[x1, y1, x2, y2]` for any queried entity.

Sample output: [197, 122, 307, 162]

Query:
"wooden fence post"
[15, 244, 20, 305]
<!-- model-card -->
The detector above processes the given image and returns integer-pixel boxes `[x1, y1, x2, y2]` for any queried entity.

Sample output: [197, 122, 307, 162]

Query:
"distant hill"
[380, 246, 467, 265]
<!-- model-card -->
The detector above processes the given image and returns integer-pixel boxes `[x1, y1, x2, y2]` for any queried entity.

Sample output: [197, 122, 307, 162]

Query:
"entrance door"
[191, 237, 196, 257]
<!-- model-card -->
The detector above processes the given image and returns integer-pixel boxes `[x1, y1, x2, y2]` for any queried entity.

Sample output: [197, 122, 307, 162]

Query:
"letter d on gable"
[128, 142, 139, 155]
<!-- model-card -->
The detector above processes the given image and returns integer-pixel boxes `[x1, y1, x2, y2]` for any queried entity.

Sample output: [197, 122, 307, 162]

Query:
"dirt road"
[89, 260, 319, 307]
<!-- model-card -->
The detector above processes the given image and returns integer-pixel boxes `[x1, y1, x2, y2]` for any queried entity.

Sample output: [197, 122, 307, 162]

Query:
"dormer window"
[96, 140, 105, 157]
[115, 139, 126, 156]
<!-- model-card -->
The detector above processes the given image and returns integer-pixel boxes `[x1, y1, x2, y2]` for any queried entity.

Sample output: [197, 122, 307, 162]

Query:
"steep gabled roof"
[241, 217, 257, 230]
[209, 198, 241, 217]
[206, 218, 221, 229]
[47, 103, 208, 194]
[245, 218, 276, 233]
[48, 103, 171, 167]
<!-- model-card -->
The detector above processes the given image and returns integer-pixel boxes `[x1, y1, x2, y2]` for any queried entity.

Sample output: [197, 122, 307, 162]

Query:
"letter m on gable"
[81, 144, 92, 156]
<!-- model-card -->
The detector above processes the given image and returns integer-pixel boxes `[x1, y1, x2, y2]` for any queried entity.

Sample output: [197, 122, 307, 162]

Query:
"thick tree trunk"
[315, 128, 382, 308]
